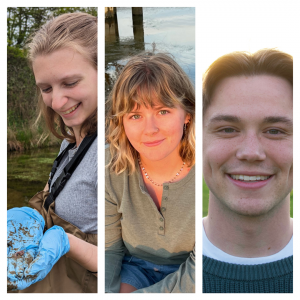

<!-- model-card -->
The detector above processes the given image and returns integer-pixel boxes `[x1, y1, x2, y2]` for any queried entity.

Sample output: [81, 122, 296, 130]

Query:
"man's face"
[203, 75, 293, 216]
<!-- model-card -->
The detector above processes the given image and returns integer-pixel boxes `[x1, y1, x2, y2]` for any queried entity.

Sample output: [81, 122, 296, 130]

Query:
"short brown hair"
[203, 48, 293, 116]
[26, 12, 97, 142]
[106, 52, 195, 174]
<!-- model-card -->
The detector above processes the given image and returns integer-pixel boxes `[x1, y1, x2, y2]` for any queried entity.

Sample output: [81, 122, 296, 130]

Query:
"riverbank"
[7, 45, 60, 152]
[8, 123, 61, 152]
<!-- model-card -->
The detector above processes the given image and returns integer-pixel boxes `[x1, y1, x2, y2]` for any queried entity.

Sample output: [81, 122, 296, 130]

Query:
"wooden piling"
[105, 7, 117, 19]
[132, 7, 143, 16]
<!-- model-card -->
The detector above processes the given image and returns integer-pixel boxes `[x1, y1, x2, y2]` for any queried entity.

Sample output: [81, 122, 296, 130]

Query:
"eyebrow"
[36, 74, 82, 86]
[152, 105, 169, 110]
[128, 104, 170, 113]
[208, 114, 293, 127]
[263, 116, 293, 127]
[128, 110, 141, 114]
[208, 114, 241, 124]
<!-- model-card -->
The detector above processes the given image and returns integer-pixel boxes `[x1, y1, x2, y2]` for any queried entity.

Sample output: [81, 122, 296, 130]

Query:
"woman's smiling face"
[123, 101, 190, 163]
[33, 48, 97, 137]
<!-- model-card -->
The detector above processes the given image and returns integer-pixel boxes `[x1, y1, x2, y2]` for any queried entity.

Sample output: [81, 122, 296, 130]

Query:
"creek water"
[105, 7, 195, 102]
[7, 146, 60, 210]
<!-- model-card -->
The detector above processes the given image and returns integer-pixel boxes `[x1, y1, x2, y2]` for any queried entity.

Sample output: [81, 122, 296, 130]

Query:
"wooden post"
[132, 8, 144, 49]
[105, 7, 119, 42]
[132, 7, 143, 16]
[105, 7, 117, 19]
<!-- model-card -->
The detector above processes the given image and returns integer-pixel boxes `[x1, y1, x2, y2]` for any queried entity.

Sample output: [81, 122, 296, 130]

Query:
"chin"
[144, 150, 174, 161]
[231, 208, 270, 217]
[224, 198, 282, 218]
[142, 155, 166, 162]
[64, 121, 83, 129]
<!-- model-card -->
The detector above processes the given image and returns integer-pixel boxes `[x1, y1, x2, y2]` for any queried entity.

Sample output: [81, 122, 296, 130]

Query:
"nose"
[51, 88, 68, 112]
[236, 132, 266, 162]
[144, 115, 159, 136]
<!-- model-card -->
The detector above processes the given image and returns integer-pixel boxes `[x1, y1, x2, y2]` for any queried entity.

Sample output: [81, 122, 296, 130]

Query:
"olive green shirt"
[105, 148, 195, 293]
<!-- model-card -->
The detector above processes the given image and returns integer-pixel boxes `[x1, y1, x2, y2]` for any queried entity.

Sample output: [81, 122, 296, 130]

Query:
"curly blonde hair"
[26, 12, 97, 143]
[106, 52, 195, 174]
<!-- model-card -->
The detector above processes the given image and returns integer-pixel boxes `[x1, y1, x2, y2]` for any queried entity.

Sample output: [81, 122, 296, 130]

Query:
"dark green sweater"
[203, 255, 293, 293]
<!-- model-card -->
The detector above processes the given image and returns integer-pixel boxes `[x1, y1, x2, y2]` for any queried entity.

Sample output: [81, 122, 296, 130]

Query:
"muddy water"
[7, 146, 60, 210]
[105, 7, 195, 102]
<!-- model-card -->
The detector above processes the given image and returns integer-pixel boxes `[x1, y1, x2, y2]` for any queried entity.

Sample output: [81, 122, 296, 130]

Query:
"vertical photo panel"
[105, 7, 195, 293]
[7, 7, 98, 293]
[201, 1, 294, 293]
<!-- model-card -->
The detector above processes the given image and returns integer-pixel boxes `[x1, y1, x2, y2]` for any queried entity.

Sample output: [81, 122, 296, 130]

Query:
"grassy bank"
[7, 46, 61, 151]
[7, 123, 61, 152]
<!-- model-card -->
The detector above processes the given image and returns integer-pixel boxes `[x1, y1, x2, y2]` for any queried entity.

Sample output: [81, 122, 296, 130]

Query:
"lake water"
[7, 146, 60, 210]
[105, 7, 195, 101]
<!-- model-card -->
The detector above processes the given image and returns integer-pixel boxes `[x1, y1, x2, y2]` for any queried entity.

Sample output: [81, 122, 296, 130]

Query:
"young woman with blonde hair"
[105, 52, 195, 293]
[7, 12, 98, 293]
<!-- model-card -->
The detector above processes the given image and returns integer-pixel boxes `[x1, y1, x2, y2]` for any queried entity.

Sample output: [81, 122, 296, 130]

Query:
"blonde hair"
[26, 12, 97, 142]
[106, 52, 195, 174]
[203, 48, 293, 116]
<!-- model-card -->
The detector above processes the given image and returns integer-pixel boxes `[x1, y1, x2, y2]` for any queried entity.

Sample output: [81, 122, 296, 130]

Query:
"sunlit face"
[203, 75, 293, 216]
[123, 102, 190, 162]
[32, 48, 97, 136]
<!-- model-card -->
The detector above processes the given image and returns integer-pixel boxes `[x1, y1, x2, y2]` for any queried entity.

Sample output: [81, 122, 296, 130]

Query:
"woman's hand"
[8, 225, 70, 291]
[7, 207, 45, 287]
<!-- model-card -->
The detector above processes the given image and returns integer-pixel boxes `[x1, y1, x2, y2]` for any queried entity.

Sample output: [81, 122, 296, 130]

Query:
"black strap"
[44, 132, 97, 211]
[47, 142, 75, 188]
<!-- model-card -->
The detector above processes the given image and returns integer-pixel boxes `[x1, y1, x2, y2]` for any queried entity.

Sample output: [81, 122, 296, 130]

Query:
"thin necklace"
[138, 156, 185, 186]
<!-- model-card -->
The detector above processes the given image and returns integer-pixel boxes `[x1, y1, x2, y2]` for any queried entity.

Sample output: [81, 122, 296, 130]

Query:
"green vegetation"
[203, 179, 293, 218]
[203, 178, 209, 217]
[7, 7, 97, 48]
[290, 189, 293, 218]
[7, 46, 61, 151]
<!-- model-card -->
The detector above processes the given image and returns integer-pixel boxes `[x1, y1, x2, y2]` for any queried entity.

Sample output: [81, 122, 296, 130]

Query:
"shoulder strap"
[47, 142, 75, 188]
[44, 132, 97, 211]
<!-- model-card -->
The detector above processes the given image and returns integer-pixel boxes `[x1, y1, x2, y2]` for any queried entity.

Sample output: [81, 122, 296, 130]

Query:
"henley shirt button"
[164, 186, 169, 190]
[159, 226, 164, 230]
[164, 196, 168, 201]
[160, 217, 164, 222]
[161, 207, 166, 212]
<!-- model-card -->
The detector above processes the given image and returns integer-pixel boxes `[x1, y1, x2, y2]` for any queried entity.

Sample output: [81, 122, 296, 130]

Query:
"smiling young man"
[202, 49, 293, 293]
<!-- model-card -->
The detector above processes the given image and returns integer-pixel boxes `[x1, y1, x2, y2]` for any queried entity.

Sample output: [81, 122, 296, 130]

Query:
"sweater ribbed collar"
[203, 255, 293, 281]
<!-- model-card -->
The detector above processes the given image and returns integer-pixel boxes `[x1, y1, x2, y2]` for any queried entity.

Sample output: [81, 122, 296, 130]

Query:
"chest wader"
[20, 133, 97, 293]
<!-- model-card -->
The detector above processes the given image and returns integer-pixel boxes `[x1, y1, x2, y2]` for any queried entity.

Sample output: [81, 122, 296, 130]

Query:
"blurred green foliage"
[7, 46, 36, 130]
[7, 7, 97, 48]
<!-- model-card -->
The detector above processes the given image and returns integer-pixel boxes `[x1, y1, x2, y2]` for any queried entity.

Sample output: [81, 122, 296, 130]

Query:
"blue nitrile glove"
[7, 207, 45, 283]
[8, 225, 70, 291]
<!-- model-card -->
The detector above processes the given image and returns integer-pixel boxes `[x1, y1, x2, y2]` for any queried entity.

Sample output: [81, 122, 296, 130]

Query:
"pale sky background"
[199, 0, 298, 74]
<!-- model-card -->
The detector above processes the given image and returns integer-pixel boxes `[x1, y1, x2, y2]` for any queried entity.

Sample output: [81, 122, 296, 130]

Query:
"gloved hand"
[8, 225, 70, 291]
[7, 207, 45, 284]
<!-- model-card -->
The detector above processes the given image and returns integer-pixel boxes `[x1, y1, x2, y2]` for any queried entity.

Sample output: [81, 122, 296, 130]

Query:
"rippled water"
[105, 7, 195, 101]
[7, 146, 60, 210]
